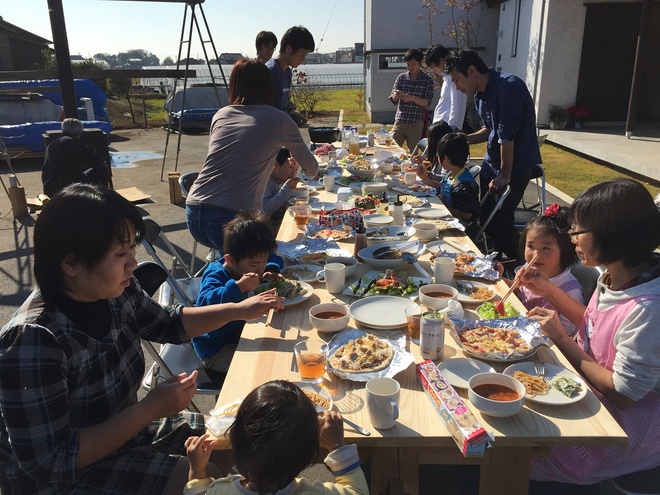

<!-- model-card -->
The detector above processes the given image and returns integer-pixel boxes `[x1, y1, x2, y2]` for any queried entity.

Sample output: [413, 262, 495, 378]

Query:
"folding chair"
[133, 262, 221, 413]
[569, 263, 602, 302]
[411, 138, 428, 158]
[141, 218, 195, 305]
[520, 164, 546, 212]
[469, 164, 481, 178]
[179, 171, 219, 276]
[474, 185, 511, 254]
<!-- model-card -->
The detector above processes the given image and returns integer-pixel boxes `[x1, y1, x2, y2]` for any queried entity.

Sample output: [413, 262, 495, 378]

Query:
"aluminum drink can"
[420, 311, 444, 360]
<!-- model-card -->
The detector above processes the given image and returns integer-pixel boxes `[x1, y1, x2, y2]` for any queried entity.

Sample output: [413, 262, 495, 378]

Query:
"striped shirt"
[392, 70, 434, 124]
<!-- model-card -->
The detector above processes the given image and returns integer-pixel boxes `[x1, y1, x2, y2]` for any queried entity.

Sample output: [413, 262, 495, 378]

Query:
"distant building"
[335, 48, 355, 63]
[218, 53, 243, 65]
[0, 16, 51, 71]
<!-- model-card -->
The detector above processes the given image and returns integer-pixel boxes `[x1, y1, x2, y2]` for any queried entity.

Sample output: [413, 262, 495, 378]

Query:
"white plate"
[343, 270, 431, 299]
[454, 281, 496, 304]
[414, 206, 452, 219]
[349, 295, 418, 329]
[392, 185, 437, 197]
[436, 358, 495, 389]
[310, 202, 337, 213]
[398, 196, 429, 208]
[426, 239, 472, 254]
[254, 281, 314, 307]
[292, 381, 334, 410]
[503, 362, 588, 405]
[280, 264, 322, 283]
[303, 181, 323, 190]
[358, 240, 427, 269]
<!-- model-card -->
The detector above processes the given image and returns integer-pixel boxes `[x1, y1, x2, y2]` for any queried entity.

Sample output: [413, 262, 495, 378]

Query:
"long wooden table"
[212, 185, 626, 495]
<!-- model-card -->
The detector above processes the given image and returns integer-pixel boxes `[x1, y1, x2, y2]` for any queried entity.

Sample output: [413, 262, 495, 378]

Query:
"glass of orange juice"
[294, 339, 328, 384]
[405, 304, 423, 343]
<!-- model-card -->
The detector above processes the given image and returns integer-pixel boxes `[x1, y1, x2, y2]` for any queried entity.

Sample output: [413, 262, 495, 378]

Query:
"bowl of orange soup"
[468, 372, 526, 417]
[418, 284, 459, 310]
[309, 303, 351, 333]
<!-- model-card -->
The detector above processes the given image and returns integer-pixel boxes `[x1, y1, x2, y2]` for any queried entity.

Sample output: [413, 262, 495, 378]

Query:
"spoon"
[402, 252, 431, 279]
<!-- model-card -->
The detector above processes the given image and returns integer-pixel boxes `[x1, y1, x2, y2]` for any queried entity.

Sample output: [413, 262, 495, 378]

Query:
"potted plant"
[566, 104, 592, 129]
[548, 104, 568, 130]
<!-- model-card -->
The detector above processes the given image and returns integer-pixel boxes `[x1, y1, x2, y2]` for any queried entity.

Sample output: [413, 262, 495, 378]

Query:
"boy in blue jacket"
[193, 211, 283, 373]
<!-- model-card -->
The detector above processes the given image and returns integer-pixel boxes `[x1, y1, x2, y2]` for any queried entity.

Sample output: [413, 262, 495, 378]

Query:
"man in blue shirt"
[389, 48, 435, 151]
[446, 49, 542, 260]
[266, 26, 315, 114]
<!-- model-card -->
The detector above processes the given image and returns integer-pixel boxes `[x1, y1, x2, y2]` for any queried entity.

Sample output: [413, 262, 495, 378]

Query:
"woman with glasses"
[528, 179, 660, 491]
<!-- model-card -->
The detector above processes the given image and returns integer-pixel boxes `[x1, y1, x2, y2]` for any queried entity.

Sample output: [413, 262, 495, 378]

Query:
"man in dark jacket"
[42, 118, 112, 197]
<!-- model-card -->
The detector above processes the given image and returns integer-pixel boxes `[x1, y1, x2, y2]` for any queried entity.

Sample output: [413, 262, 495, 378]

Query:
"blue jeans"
[185, 204, 236, 253]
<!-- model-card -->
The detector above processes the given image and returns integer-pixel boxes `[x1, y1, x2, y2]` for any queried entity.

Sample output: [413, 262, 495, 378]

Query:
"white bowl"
[413, 222, 440, 241]
[418, 284, 459, 310]
[309, 303, 351, 333]
[366, 226, 415, 246]
[467, 372, 526, 417]
[292, 186, 310, 198]
[326, 256, 359, 277]
[374, 149, 394, 162]
[363, 213, 394, 228]
[347, 163, 378, 178]
[361, 182, 388, 197]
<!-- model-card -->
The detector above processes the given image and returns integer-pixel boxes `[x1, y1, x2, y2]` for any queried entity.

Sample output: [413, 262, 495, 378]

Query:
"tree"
[417, 0, 443, 45]
[162, 56, 174, 66]
[94, 53, 118, 67]
[442, 0, 484, 49]
[290, 69, 328, 118]
[117, 49, 160, 67]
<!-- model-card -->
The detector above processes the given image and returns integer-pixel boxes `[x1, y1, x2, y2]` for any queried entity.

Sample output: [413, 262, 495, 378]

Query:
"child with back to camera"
[193, 211, 284, 375]
[509, 204, 586, 336]
[183, 380, 369, 495]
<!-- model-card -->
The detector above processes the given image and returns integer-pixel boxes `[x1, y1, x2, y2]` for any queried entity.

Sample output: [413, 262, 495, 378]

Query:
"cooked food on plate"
[354, 194, 380, 210]
[352, 269, 425, 297]
[303, 390, 331, 409]
[511, 370, 549, 398]
[456, 282, 494, 301]
[299, 252, 330, 265]
[307, 225, 353, 240]
[552, 377, 583, 398]
[329, 333, 394, 373]
[459, 325, 532, 356]
[280, 267, 317, 281]
[255, 278, 303, 299]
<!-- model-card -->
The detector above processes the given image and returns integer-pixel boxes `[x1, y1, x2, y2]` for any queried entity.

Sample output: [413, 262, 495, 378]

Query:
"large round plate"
[310, 202, 337, 213]
[279, 264, 322, 283]
[358, 240, 426, 269]
[293, 381, 334, 410]
[349, 296, 418, 329]
[255, 281, 314, 307]
[436, 358, 495, 389]
[414, 207, 452, 219]
[427, 239, 470, 255]
[503, 362, 588, 405]
[454, 281, 496, 304]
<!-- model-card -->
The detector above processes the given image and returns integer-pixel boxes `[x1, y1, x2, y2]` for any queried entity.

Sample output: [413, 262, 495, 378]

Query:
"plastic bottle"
[353, 218, 367, 261]
[378, 191, 389, 215]
[341, 125, 351, 149]
[392, 195, 405, 226]
[367, 129, 375, 147]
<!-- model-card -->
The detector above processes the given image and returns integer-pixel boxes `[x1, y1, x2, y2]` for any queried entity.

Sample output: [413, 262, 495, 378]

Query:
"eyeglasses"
[567, 229, 590, 243]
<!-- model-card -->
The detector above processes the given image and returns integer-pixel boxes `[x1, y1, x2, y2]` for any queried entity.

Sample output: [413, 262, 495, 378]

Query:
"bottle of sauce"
[391, 195, 405, 226]
[353, 218, 367, 261]
[378, 191, 389, 215]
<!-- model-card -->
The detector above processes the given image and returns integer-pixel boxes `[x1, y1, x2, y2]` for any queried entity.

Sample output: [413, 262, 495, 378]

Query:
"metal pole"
[46, 0, 77, 118]
[625, 0, 650, 138]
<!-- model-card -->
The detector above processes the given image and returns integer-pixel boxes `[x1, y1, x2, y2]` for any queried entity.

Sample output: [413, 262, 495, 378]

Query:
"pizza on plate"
[459, 325, 531, 356]
[329, 333, 394, 373]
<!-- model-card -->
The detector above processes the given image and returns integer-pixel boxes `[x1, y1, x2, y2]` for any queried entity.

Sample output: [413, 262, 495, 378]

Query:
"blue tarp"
[0, 79, 110, 123]
[0, 79, 112, 152]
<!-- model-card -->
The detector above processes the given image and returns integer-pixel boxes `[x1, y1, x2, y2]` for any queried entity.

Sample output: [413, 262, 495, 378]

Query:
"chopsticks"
[495, 253, 539, 315]
[265, 307, 275, 327]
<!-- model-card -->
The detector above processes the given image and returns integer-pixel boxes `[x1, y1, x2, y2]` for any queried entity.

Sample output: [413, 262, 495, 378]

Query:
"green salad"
[477, 301, 520, 319]
[354, 269, 425, 297]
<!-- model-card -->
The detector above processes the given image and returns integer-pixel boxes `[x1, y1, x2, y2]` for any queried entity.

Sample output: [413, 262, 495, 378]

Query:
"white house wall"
[496, 0, 586, 125]
[365, 0, 500, 124]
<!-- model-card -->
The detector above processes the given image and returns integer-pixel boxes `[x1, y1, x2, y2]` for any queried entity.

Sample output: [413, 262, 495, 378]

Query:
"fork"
[534, 361, 545, 377]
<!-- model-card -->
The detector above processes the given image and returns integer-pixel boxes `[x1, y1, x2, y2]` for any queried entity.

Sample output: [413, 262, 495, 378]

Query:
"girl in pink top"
[515, 204, 585, 336]
[528, 179, 660, 489]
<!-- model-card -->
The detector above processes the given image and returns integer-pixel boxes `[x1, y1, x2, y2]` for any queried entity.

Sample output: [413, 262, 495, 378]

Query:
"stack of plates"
[349, 296, 418, 329]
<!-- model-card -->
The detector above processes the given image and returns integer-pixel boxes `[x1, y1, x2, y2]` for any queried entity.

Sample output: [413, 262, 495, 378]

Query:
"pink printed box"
[416, 360, 490, 457]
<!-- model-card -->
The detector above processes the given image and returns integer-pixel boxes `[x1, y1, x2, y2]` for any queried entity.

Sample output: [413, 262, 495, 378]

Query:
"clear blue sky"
[1, 0, 364, 62]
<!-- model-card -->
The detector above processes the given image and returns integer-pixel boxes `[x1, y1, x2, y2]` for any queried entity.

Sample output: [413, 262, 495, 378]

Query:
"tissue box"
[416, 360, 489, 457]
